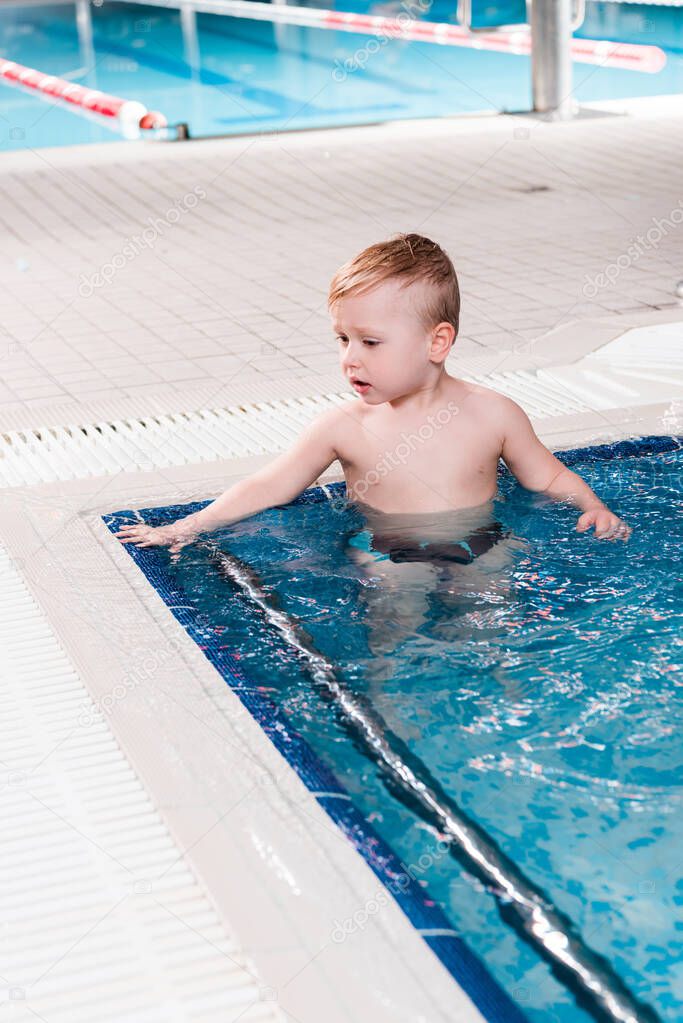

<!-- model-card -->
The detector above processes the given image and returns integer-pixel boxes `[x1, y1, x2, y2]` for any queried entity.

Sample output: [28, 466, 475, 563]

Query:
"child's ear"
[431, 322, 455, 362]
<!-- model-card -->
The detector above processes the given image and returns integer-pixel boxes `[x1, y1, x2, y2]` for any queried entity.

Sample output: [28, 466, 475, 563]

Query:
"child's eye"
[335, 335, 379, 347]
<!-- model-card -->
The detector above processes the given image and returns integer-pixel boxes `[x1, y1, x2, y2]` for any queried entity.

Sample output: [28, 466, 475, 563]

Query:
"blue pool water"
[110, 438, 682, 1022]
[2, 1, 683, 151]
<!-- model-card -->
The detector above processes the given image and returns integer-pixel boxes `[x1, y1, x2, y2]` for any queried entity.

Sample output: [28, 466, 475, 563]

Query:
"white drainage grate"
[467, 369, 593, 417]
[1, 337, 680, 488]
[0, 394, 352, 488]
[0, 544, 281, 1023]
[0, 383, 590, 489]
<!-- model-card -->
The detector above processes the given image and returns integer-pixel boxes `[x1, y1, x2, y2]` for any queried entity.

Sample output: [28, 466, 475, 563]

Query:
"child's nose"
[342, 341, 363, 364]
[341, 349, 360, 371]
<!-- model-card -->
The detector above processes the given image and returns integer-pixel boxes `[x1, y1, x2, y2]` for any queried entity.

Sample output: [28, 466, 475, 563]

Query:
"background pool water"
[138, 444, 683, 1022]
[1, 1, 683, 151]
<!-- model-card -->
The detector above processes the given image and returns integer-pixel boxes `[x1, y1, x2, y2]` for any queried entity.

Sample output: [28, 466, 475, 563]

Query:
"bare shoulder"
[455, 379, 523, 419]
[328, 397, 372, 429]
[452, 380, 533, 445]
[454, 378, 504, 404]
[305, 399, 365, 454]
[319, 398, 367, 430]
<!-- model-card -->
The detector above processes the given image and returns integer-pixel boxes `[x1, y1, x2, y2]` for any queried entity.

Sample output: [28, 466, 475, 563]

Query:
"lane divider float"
[0, 58, 167, 131]
[132, 0, 666, 73]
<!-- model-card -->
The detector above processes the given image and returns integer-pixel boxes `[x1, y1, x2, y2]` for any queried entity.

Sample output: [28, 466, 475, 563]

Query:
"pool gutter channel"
[0, 545, 282, 1023]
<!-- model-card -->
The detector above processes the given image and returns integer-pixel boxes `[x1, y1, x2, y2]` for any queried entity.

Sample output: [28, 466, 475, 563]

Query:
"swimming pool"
[2, 1, 683, 151]
[107, 435, 682, 1022]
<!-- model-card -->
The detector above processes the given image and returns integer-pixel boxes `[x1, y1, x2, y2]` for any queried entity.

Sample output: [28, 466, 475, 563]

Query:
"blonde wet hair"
[328, 232, 460, 334]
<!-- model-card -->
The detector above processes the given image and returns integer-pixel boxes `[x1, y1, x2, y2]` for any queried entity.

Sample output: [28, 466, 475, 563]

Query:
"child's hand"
[115, 522, 196, 554]
[576, 507, 631, 541]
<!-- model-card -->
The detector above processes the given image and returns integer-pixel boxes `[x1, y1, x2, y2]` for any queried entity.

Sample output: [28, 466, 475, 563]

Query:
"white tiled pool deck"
[1, 98, 682, 1023]
[2, 97, 683, 425]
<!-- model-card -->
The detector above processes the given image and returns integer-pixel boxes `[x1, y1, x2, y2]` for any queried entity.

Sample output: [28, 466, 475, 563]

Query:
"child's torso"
[335, 381, 503, 516]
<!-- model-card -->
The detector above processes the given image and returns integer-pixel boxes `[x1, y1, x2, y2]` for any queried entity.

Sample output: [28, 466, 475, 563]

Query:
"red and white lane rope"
[0, 58, 167, 130]
[131, 0, 666, 73]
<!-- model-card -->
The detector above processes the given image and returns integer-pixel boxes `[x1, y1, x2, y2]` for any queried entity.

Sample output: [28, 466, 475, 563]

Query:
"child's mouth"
[351, 379, 371, 394]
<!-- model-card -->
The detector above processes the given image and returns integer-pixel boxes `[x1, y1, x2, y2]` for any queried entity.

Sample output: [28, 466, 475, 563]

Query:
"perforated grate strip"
[0, 544, 282, 1023]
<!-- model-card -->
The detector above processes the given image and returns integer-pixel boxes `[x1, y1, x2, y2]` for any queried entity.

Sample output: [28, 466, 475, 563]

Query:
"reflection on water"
[164, 446, 682, 1023]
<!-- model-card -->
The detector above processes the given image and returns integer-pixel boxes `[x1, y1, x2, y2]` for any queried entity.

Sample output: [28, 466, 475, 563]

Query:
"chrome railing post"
[75, 0, 95, 83]
[530, 0, 575, 119]
[180, 1, 201, 71]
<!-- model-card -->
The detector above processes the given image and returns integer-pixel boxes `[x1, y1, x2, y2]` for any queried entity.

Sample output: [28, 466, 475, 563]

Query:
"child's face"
[332, 279, 446, 405]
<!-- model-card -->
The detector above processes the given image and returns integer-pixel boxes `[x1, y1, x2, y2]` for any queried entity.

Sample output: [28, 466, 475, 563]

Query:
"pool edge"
[0, 431, 679, 1023]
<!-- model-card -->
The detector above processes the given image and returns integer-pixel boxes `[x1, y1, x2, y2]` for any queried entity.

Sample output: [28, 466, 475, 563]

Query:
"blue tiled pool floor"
[107, 435, 682, 1023]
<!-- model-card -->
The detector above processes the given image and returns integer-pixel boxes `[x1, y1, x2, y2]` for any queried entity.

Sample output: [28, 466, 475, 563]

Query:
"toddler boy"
[117, 233, 630, 558]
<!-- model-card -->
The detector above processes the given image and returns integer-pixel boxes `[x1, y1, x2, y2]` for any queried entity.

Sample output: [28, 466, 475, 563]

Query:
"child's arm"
[496, 397, 631, 540]
[116, 408, 342, 553]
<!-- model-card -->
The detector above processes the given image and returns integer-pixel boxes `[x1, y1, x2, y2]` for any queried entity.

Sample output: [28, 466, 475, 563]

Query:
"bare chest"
[336, 408, 501, 512]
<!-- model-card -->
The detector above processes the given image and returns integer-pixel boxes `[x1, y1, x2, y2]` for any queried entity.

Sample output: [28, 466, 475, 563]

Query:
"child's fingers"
[597, 522, 630, 541]
[577, 514, 630, 540]
[119, 532, 156, 547]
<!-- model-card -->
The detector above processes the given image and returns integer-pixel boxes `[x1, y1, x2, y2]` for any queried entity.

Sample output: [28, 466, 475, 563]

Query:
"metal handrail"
[457, 0, 586, 34]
